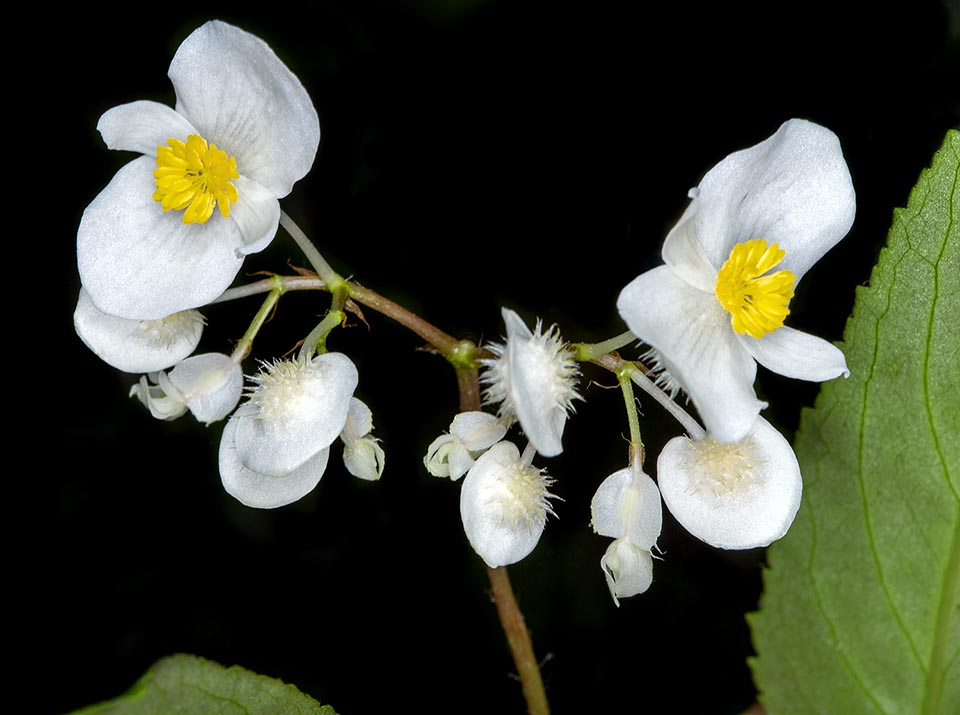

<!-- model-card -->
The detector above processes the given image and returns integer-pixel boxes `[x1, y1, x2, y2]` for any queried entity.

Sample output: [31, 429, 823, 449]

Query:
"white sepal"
[74, 288, 203, 373]
[601, 539, 654, 606]
[590, 464, 662, 550]
[236, 352, 358, 477]
[219, 404, 330, 509]
[131, 352, 243, 425]
[459, 441, 555, 568]
[340, 398, 384, 482]
[657, 417, 802, 549]
[482, 308, 580, 457]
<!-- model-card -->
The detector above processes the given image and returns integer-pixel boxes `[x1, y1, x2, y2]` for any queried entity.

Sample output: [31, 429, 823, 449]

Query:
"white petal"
[670, 119, 855, 281]
[618, 266, 764, 442]
[739, 327, 850, 381]
[601, 539, 654, 605]
[219, 405, 329, 508]
[74, 288, 203, 373]
[236, 353, 358, 477]
[166, 353, 243, 425]
[661, 196, 718, 293]
[130, 375, 188, 421]
[343, 437, 385, 482]
[450, 411, 507, 452]
[341, 398, 374, 444]
[232, 176, 281, 255]
[591, 466, 662, 549]
[169, 20, 320, 198]
[97, 100, 197, 155]
[460, 441, 549, 568]
[77, 157, 246, 320]
[657, 418, 802, 549]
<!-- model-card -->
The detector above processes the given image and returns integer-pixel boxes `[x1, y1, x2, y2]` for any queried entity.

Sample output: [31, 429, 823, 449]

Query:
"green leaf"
[749, 130, 960, 714]
[67, 654, 339, 715]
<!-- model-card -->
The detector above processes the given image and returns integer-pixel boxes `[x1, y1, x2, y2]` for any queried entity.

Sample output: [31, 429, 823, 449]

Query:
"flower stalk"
[458, 365, 550, 715]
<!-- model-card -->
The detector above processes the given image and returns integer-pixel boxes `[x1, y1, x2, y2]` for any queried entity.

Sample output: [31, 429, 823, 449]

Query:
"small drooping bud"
[131, 352, 242, 425]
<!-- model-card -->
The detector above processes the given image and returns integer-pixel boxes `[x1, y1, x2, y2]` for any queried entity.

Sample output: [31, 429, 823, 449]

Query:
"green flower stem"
[279, 211, 344, 288]
[573, 330, 637, 362]
[300, 310, 345, 360]
[592, 353, 705, 440]
[457, 366, 550, 715]
[230, 280, 284, 363]
[214, 276, 326, 303]
[617, 368, 645, 467]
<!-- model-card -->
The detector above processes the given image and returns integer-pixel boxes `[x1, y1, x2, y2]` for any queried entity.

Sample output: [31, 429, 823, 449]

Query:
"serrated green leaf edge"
[749, 130, 959, 714]
[66, 653, 339, 715]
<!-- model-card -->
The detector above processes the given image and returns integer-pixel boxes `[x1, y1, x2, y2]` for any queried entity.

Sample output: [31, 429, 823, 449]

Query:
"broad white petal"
[220, 405, 329, 508]
[78, 157, 245, 320]
[674, 119, 855, 281]
[657, 418, 802, 549]
[236, 353, 359, 477]
[601, 539, 654, 605]
[167, 353, 243, 425]
[97, 101, 197, 155]
[740, 326, 850, 381]
[232, 177, 281, 255]
[169, 20, 320, 197]
[661, 194, 718, 293]
[341, 398, 375, 444]
[450, 411, 507, 452]
[74, 288, 203, 373]
[460, 441, 548, 568]
[343, 437, 385, 482]
[591, 466, 662, 549]
[618, 266, 764, 443]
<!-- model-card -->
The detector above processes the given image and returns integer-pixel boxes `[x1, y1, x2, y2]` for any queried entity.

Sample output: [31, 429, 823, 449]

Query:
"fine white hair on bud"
[481, 307, 581, 458]
[459, 440, 556, 568]
[236, 352, 358, 478]
[657, 417, 802, 549]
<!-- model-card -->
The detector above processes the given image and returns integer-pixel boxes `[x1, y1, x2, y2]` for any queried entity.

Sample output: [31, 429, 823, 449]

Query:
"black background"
[28, 2, 958, 714]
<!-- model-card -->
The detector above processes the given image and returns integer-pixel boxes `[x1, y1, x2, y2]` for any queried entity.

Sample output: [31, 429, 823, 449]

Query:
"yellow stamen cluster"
[715, 239, 796, 339]
[154, 134, 239, 224]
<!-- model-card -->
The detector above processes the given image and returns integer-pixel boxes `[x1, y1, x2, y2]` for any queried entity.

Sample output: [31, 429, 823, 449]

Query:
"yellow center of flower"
[154, 134, 239, 224]
[714, 239, 796, 339]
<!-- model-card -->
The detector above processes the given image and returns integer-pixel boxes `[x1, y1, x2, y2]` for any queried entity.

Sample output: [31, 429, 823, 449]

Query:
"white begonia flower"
[424, 411, 507, 481]
[340, 398, 385, 482]
[130, 352, 243, 425]
[219, 352, 358, 508]
[74, 288, 203, 373]
[617, 119, 854, 443]
[591, 462, 663, 604]
[77, 20, 321, 320]
[657, 417, 802, 550]
[460, 440, 556, 568]
[482, 307, 581, 457]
